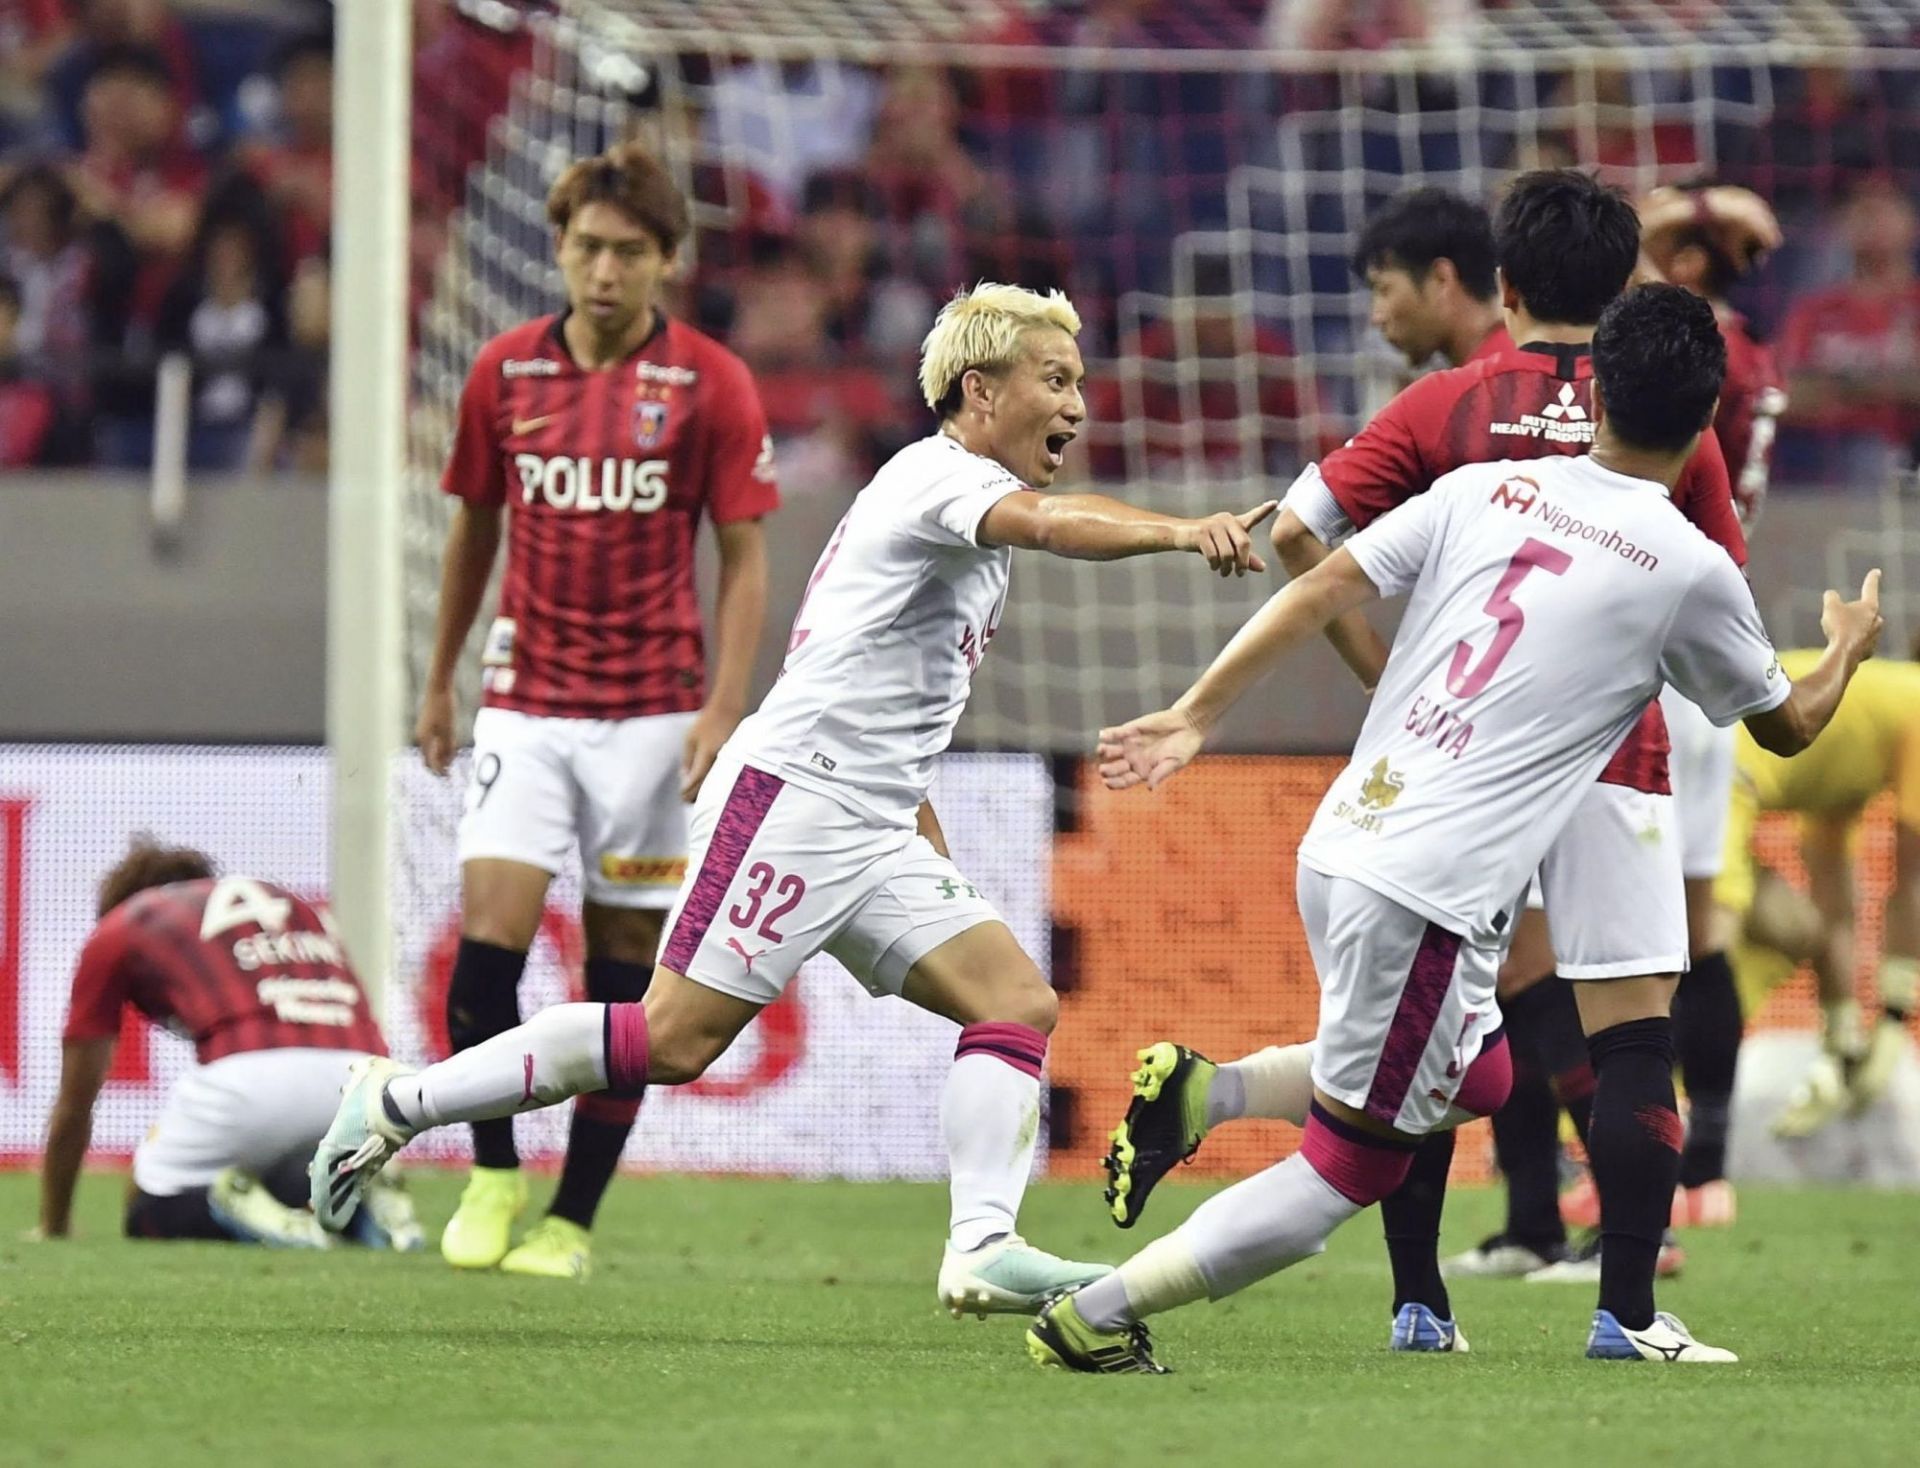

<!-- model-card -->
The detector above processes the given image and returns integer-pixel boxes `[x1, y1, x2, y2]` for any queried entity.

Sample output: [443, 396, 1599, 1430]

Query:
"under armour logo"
[726, 936, 767, 973]
[1538, 383, 1587, 422]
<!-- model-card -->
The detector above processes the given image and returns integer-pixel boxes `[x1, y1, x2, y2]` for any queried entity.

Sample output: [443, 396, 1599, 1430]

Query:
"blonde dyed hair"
[918, 283, 1082, 414]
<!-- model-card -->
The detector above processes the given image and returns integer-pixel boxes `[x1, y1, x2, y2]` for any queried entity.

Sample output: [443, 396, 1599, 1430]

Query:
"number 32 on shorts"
[729, 862, 805, 943]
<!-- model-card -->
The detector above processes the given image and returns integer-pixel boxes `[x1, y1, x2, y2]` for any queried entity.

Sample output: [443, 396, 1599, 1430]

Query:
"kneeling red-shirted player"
[37, 840, 416, 1250]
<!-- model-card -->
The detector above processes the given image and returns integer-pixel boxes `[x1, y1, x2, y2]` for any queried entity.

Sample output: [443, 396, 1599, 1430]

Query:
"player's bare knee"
[582, 903, 664, 966]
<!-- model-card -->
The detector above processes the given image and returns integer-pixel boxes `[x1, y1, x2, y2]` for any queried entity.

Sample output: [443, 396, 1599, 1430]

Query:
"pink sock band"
[954, 1021, 1048, 1080]
[576, 1091, 642, 1125]
[604, 1001, 649, 1097]
[1453, 1031, 1514, 1118]
[1300, 1108, 1415, 1206]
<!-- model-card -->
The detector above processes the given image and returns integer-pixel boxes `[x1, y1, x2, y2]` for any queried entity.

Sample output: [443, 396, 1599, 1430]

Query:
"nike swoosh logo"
[511, 414, 557, 436]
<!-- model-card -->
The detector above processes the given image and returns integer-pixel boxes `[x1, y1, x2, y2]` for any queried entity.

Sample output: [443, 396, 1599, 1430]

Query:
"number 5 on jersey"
[1447, 537, 1573, 699]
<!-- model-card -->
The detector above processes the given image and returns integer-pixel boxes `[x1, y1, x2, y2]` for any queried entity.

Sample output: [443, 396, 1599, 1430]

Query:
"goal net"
[385, 0, 1920, 1174]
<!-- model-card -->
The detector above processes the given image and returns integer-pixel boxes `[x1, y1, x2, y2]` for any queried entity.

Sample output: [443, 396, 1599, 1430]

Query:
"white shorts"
[132, 1047, 371, 1196]
[1659, 683, 1737, 880]
[1298, 866, 1503, 1135]
[659, 756, 1005, 1005]
[457, 706, 696, 909]
[1530, 781, 1687, 979]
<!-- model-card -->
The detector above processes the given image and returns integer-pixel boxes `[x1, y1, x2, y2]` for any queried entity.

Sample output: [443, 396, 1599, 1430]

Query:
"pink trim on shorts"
[604, 1002, 649, 1096]
[1363, 921, 1463, 1125]
[661, 765, 785, 976]
[955, 1021, 1048, 1079]
[1452, 1031, 1513, 1118]
[1299, 1107, 1414, 1206]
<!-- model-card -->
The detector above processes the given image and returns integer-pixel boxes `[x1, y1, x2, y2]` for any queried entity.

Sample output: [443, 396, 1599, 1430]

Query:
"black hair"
[85, 42, 175, 93]
[0, 273, 20, 314]
[1495, 169, 1641, 325]
[1351, 188, 1498, 300]
[1592, 284, 1726, 453]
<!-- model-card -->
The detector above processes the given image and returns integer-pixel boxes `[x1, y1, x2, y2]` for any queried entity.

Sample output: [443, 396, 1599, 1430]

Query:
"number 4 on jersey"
[199, 877, 292, 939]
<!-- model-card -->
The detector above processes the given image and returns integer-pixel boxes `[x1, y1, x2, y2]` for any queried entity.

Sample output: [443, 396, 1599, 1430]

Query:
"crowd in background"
[2, 0, 1918, 490]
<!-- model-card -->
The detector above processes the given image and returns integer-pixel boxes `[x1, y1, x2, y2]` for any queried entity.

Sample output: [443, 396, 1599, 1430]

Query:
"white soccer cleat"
[1442, 1233, 1564, 1279]
[1586, 1309, 1738, 1362]
[309, 1056, 417, 1234]
[207, 1167, 333, 1249]
[1772, 1051, 1850, 1138]
[936, 1235, 1112, 1320]
[352, 1167, 428, 1252]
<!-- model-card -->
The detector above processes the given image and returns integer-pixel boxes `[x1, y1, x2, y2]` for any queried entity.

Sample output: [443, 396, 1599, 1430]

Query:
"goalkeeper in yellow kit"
[1715, 647, 1920, 1136]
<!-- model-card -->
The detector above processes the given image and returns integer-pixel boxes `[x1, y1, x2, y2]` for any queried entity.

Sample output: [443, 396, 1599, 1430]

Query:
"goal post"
[326, 0, 413, 1020]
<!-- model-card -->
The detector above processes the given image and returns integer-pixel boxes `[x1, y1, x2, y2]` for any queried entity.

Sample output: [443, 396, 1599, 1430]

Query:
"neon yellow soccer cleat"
[209, 1166, 333, 1249]
[499, 1215, 592, 1280]
[439, 1166, 528, 1269]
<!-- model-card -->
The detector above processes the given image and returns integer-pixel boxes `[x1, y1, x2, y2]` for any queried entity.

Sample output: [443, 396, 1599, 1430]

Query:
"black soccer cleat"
[1103, 1041, 1218, 1229]
[1025, 1293, 1171, 1374]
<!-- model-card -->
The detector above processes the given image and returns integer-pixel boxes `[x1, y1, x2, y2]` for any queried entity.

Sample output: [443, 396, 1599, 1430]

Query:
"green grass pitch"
[2, 1172, 1915, 1466]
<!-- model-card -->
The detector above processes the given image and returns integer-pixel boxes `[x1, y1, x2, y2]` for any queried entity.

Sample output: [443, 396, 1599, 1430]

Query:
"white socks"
[1175, 1150, 1359, 1298]
[1210, 1042, 1315, 1126]
[1074, 1232, 1211, 1331]
[943, 1024, 1048, 1252]
[386, 1002, 610, 1129]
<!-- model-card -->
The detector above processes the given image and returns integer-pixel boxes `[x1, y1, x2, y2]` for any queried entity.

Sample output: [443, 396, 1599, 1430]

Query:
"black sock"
[447, 937, 528, 1170]
[1587, 1016, 1681, 1331]
[1382, 1130, 1455, 1317]
[1511, 975, 1595, 1147]
[547, 957, 654, 1229]
[124, 1186, 231, 1241]
[1674, 952, 1742, 1188]
[1491, 1058, 1565, 1250]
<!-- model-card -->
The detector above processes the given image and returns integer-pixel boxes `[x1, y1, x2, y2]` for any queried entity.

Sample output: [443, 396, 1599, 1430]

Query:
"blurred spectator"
[795, 169, 930, 361]
[154, 174, 287, 471]
[1266, 0, 1475, 52]
[0, 0, 77, 148]
[1087, 253, 1326, 480]
[705, 58, 878, 210]
[42, 0, 203, 154]
[1776, 179, 1920, 487]
[0, 270, 58, 465]
[411, 0, 535, 215]
[0, 160, 89, 358]
[864, 65, 994, 288]
[68, 42, 205, 325]
[729, 243, 900, 488]
[238, 28, 329, 271]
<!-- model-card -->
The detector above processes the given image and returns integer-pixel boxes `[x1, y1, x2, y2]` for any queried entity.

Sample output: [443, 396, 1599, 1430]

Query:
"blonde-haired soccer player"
[1714, 648, 1920, 1137]
[315, 283, 1280, 1317]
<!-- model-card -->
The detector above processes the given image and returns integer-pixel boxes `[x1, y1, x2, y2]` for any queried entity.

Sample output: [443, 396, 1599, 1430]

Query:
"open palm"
[1097, 709, 1204, 791]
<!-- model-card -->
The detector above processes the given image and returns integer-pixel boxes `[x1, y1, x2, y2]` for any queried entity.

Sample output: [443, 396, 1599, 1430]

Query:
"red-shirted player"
[416, 144, 778, 1279]
[36, 840, 414, 1250]
[1269, 172, 1748, 1349]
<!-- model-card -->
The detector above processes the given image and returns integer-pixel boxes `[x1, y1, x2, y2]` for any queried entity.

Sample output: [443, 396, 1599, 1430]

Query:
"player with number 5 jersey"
[1041, 285, 1882, 1376]
[315, 281, 1283, 1322]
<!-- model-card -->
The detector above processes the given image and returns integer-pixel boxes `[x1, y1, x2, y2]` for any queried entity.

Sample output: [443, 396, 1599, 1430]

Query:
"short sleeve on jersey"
[62, 916, 136, 1044]
[1660, 551, 1790, 726]
[1281, 462, 1354, 545]
[704, 353, 781, 524]
[441, 345, 508, 506]
[1673, 429, 1747, 568]
[1340, 478, 1448, 598]
[908, 456, 1025, 549]
[1315, 370, 1453, 529]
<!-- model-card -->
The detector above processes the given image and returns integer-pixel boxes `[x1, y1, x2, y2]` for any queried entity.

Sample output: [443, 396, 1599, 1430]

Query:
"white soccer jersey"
[1297, 454, 1789, 947]
[726, 434, 1018, 826]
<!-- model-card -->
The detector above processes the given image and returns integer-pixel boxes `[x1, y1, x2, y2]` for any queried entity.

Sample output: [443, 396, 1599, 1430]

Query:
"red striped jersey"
[63, 878, 386, 1064]
[1714, 307, 1785, 523]
[442, 312, 780, 720]
[1314, 337, 1747, 795]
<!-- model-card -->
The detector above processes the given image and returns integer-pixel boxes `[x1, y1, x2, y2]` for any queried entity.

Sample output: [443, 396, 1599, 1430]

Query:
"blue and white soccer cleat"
[309, 1056, 416, 1234]
[1391, 1302, 1470, 1353]
[1586, 1310, 1738, 1362]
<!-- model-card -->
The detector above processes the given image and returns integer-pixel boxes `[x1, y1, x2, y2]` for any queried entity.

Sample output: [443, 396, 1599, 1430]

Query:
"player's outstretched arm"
[35, 1037, 115, 1239]
[979, 492, 1277, 576]
[416, 502, 503, 776]
[1270, 507, 1391, 691]
[1097, 548, 1380, 791]
[1746, 571, 1883, 757]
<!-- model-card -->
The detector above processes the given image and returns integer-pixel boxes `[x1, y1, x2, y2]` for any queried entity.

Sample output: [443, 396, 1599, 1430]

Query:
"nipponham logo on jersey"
[1357, 758, 1406, 810]
[515, 454, 669, 513]
[1490, 475, 1540, 513]
[1489, 382, 1594, 444]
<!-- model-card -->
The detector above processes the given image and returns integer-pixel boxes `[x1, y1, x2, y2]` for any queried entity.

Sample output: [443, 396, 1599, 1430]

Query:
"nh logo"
[1490, 474, 1540, 512]
[1539, 383, 1587, 422]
